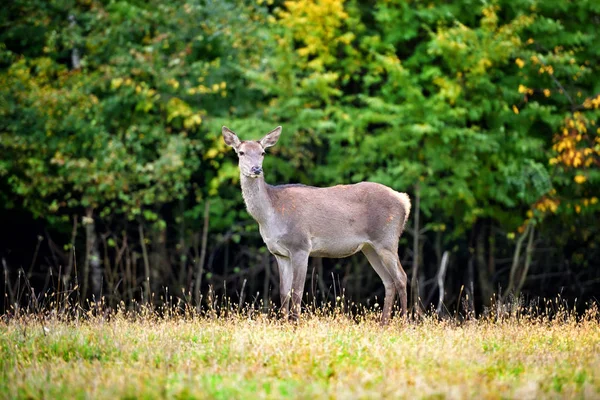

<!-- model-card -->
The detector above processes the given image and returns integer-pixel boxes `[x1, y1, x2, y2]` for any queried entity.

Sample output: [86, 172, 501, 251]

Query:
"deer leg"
[377, 249, 408, 320]
[362, 246, 395, 325]
[290, 251, 309, 322]
[274, 255, 293, 320]
[395, 258, 408, 319]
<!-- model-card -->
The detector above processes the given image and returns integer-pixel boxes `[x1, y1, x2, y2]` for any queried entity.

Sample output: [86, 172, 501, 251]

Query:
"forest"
[1, 0, 599, 316]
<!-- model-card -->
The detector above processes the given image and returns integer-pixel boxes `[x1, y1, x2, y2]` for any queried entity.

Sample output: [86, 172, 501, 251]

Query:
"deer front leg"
[290, 251, 309, 321]
[274, 255, 293, 320]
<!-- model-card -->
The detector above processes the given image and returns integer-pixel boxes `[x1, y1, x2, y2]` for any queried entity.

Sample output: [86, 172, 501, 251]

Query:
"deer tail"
[394, 191, 411, 232]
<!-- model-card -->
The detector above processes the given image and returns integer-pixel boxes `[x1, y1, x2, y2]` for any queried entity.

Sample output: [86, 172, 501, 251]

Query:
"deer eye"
[238, 151, 245, 156]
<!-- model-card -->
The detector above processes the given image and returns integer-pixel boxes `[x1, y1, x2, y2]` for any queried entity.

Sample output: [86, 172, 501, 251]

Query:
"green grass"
[1, 306, 599, 399]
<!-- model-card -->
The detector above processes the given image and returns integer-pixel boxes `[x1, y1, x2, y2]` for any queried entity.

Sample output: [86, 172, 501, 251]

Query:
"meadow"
[1, 302, 599, 400]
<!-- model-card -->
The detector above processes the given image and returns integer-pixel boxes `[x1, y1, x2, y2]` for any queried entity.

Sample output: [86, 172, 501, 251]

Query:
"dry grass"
[1, 303, 599, 399]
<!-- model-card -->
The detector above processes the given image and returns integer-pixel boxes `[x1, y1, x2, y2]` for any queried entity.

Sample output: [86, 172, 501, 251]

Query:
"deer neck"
[240, 174, 274, 224]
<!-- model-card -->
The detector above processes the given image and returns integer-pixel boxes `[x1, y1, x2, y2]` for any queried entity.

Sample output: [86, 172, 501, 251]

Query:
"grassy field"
[1, 305, 599, 399]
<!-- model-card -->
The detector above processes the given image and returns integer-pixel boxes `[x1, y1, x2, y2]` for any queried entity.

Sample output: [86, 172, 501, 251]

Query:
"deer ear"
[222, 126, 241, 149]
[259, 126, 282, 149]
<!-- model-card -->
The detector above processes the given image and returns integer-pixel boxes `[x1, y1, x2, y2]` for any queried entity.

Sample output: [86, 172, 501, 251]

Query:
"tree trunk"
[467, 251, 475, 317]
[194, 201, 210, 310]
[2, 258, 14, 308]
[152, 226, 170, 291]
[138, 222, 151, 303]
[516, 225, 536, 296]
[436, 251, 450, 315]
[63, 216, 78, 288]
[475, 220, 494, 306]
[410, 183, 421, 313]
[68, 15, 81, 70]
[506, 223, 532, 297]
[310, 257, 326, 306]
[83, 207, 102, 303]
[177, 200, 187, 292]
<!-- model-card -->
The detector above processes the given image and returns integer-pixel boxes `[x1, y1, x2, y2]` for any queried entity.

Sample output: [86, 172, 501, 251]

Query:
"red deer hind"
[223, 126, 410, 324]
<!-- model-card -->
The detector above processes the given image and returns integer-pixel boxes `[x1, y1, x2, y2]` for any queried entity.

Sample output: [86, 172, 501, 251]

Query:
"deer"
[222, 125, 411, 324]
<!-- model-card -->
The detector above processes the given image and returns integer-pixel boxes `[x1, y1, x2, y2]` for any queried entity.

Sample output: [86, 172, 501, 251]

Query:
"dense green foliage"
[1, 0, 599, 312]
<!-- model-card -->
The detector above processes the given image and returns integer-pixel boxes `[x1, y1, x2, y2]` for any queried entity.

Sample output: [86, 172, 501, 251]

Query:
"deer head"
[222, 126, 282, 178]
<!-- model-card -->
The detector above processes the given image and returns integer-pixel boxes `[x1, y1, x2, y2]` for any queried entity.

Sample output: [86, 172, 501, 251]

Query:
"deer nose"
[250, 166, 262, 175]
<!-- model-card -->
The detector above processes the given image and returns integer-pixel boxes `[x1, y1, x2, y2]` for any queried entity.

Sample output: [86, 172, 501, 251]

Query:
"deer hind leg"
[376, 248, 408, 320]
[362, 245, 395, 325]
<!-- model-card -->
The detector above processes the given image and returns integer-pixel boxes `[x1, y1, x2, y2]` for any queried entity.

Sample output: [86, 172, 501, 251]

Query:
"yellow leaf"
[167, 79, 179, 89]
[515, 58, 525, 68]
[183, 114, 202, 129]
[205, 148, 219, 159]
[111, 78, 123, 90]
[574, 175, 586, 184]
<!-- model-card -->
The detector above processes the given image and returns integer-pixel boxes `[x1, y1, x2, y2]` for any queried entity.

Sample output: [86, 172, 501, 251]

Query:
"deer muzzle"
[250, 166, 263, 176]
